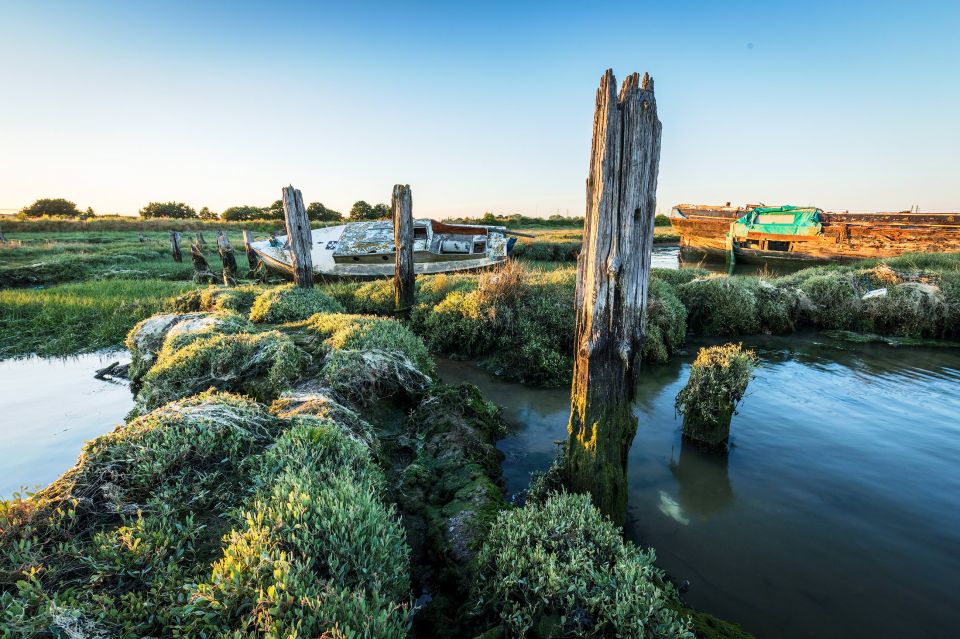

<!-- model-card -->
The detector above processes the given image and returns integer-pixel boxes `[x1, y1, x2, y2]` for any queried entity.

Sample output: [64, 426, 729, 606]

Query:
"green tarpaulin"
[731, 205, 822, 238]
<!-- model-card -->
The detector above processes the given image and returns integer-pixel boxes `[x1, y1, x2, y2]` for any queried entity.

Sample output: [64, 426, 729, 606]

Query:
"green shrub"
[170, 284, 263, 314]
[651, 267, 709, 287]
[189, 420, 411, 638]
[799, 274, 865, 330]
[473, 492, 693, 638]
[679, 277, 760, 336]
[135, 330, 305, 412]
[643, 279, 688, 364]
[940, 272, 960, 337]
[754, 280, 798, 334]
[249, 284, 346, 323]
[864, 282, 948, 338]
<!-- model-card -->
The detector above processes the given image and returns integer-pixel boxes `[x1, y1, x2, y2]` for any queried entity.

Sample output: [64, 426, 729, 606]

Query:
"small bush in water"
[248, 283, 346, 323]
[473, 492, 693, 638]
[675, 343, 757, 446]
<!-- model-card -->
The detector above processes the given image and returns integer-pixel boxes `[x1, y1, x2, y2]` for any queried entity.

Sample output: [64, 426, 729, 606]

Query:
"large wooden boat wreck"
[670, 203, 960, 264]
[250, 219, 521, 279]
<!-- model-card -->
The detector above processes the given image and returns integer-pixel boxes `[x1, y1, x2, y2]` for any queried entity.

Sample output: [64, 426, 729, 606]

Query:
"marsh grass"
[0, 279, 196, 358]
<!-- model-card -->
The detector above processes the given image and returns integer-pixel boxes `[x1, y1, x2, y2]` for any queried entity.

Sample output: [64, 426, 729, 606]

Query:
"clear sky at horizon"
[1, 0, 958, 218]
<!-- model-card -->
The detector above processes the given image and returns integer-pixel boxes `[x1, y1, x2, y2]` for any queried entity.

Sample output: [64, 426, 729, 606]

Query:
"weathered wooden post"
[190, 241, 216, 283]
[564, 69, 662, 524]
[392, 184, 415, 313]
[138, 232, 144, 243]
[242, 230, 260, 273]
[281, 185, 313, 288]
[169, 231, 183, 262]
[196, 231, 207, 248]
[217, 230, 239, 286]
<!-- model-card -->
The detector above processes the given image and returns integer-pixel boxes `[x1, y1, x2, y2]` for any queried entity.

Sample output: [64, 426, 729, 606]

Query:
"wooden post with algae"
[217, 230, 239, 286]
[393, 184, 415, 313]
[169, 231, 183, 262]
[565, 69, 662, 524]
[281, 185, 314, 289]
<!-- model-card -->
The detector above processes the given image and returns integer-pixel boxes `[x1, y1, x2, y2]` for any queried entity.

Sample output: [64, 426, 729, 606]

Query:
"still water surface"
[437, 335, 960, 639]
[0, 353, 133, 498]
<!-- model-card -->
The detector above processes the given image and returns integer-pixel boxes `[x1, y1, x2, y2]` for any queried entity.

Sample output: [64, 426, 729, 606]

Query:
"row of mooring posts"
[168, 228, 259, 285]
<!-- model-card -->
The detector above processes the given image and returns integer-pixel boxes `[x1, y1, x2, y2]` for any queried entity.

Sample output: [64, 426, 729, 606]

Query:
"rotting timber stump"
[242, 230, 260, 274]
[217, 230, 239, 286]
[393, 184, 414, 313]
[565, 69, 662, 525]
[281, 185, 314, 288]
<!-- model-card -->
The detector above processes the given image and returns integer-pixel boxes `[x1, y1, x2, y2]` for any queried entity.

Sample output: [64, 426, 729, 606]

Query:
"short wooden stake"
[217, 230, 239, 286]
[281, 185, 314, 288]
[190, 242, 216, 283]
[565, 69, 662, 524]
[242, 230, 260, 273]
[138, 232, 144, 243]
[196, 231, 207, 248]
[392, 184, 415, 313]
[169, 231, 183, 262]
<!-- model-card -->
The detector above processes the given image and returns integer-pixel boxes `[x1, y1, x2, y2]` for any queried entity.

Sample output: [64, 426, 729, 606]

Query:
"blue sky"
[1, 1, 958, 217]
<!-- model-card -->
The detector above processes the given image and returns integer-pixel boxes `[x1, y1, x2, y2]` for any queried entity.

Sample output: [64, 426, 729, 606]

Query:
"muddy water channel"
[0, 353, 133, 498]
[437, 336, 960, 639]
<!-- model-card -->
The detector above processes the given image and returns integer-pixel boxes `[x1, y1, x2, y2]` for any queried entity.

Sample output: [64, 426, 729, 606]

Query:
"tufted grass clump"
[863, 282, 948, 338]
[134, 330, 305, 412]
[248, 283, 346, 323]
[798, 273, 865, 330]
[473, 492, 694, 638]
[125, 311, 256, 391]
[188, 419, 411, 638]
[643, 279, 688, 364]
[303, 313, 434, 403]
[171, 284, 263, 315]
[679, 276, 761, 336]
[675, 344, 757, 447]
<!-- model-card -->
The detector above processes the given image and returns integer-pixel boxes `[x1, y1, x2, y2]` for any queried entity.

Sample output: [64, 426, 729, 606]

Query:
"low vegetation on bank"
[1, 295, 713, 637]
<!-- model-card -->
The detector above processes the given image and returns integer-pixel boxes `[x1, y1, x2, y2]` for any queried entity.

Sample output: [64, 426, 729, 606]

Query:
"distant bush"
[139, 201, 198, 219]
[19, 197, 81, 217]
[307, 201, 344, 222]
[248, 284, 346, 323]
[349, 200, 390, 221]
[220, 204, 264, 221]
[473, 492, 693, 638]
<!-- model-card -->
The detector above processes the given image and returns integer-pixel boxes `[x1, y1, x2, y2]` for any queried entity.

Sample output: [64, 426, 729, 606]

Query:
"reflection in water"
[436, 335, 960, 639]
[669, 440, 733, 522]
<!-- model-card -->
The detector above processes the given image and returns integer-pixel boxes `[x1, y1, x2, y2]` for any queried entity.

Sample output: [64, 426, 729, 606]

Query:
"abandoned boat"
[670, 203, 960, 264]
[250, 219, 520, 279]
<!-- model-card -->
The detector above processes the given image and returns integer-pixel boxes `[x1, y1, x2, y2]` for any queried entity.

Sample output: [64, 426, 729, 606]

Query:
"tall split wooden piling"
[564, 69, 662, 524]
[190, 241, 216, 283]
[169, 231, 183, 262]
[217, 230, 239, 286]
[393, 184, 415, 313]
[281, 186, 314, 289]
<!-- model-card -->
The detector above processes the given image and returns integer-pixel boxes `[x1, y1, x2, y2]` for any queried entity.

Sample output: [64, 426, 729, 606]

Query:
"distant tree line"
[16, 197, 393, 222]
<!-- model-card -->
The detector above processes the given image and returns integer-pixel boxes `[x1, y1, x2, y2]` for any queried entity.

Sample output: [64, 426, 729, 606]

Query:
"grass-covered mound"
[249, 283, 346, 323]
[0, 392, 412, 637]
[125, 311, 256, 391]
[472, 492, 694, 638]
[301, 312, 434, 403]
[134, 330, 305, 412]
